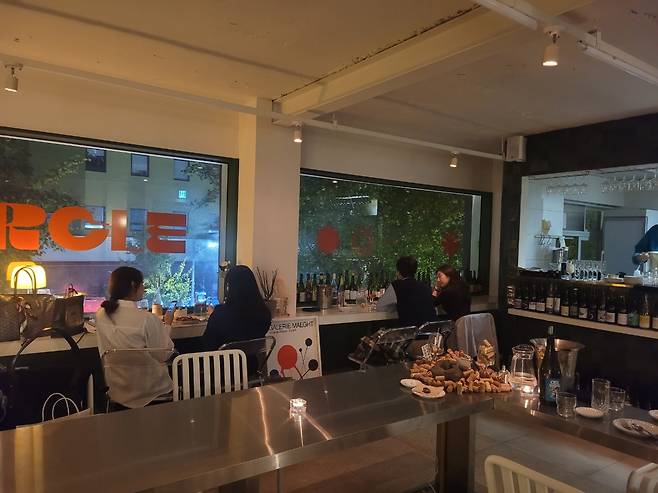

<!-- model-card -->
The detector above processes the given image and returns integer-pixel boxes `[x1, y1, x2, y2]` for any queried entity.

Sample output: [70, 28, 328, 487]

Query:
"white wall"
[0, 69, 238, 158]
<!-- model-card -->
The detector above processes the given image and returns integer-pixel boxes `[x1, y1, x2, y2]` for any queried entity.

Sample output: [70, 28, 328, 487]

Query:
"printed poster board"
[266, 316, 322, 380]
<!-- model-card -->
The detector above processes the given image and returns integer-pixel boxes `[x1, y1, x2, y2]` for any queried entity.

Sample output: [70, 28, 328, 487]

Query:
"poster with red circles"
[266, 316, 322, 380]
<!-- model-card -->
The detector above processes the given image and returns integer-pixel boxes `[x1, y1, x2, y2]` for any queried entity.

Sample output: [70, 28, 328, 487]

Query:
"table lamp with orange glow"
[6, 261, 47, 292]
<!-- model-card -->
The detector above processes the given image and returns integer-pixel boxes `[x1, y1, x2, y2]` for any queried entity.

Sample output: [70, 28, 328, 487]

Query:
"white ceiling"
[1, 0, 657, 154]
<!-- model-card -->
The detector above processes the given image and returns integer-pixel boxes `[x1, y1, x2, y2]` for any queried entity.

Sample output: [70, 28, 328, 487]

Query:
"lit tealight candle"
[290, 398, 307, 415]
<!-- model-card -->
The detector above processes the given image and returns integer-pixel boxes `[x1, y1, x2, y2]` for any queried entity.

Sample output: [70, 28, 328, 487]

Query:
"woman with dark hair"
[202, 265, 272, 351]
[433, 264, 471, 321]
[96, 266, 174, 409]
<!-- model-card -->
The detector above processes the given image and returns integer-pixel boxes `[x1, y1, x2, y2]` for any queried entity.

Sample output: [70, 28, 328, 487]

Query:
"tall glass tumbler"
[591, 378, 610, 413]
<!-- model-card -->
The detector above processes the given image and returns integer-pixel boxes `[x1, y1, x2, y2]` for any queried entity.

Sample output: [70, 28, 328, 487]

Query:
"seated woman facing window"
[96, 266, 174, 409]
[432, 264, 471, 321]
[202, 265, 272, 351]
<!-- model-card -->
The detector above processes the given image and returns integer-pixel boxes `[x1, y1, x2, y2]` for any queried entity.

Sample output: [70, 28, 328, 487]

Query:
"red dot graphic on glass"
[316, 225, 339, 255]
[277, 344, 298, 371]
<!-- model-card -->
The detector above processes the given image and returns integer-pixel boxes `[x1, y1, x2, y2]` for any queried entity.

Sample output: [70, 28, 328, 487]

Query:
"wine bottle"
[652, 298, 658, 330]
[545, 283, 555, 313]
[305, 274, 312, 304]
[569, 288, 579, 318]
[605, 293, 616, 324]
[536, 284, 546, 312]
[617, 295, 628, 326]
[553, 284, 561, 315]
[597, 289, 607, 322]
[539, 325, 562, 405]
[522, 284, 529, 310]
[514, 283, 522, 309]
[560, 287, 570, 317]
[640, 293, 651, 329]
[298, 274, 306, 304]
[528, 284, 537, 311]
[331, 273, 338, 305]
[349, 274, 358, 304]
[587, 289, 597, 321]
[578, 289, 588, 319]
[628, 295, 639, 328]
[311, 274, 318, 303]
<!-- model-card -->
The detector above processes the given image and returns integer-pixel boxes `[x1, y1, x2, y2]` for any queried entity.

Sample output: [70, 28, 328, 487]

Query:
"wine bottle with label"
[560, 287, 570, 317]
[298, 274, 306, 304]
[528, 284, 537, 311]
[539, 325, 561, 405]
[553, 284, 561, 315]
[311, 274, 318, 303]
[597, 289, 607, 322]
[628, 295, 639, 328]
[545, 283, 555, 313]
[569, 288, 579, 318]
[578, 288, 588, 319]
[605, 293, 617, 324]
[640, 293, 651, 329]
[536, 284, 546, 313]
[617, 295, 628, 326]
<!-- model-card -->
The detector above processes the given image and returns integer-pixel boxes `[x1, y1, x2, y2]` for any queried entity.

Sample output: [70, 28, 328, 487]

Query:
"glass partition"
[0, 134, 227, 309]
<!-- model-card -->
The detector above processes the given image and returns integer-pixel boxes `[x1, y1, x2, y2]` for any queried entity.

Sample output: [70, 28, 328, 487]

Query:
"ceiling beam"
[274, 0, 593, 119]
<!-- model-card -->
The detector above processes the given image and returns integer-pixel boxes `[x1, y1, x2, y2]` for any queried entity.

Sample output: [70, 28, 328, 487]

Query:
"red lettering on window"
[0, 203, 46, 250]
[48, 206, 109, 251]
[146, 212, 186, 253]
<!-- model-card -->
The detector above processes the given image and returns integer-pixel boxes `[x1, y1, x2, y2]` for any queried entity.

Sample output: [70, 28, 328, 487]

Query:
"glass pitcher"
[509, 344, 537, 395]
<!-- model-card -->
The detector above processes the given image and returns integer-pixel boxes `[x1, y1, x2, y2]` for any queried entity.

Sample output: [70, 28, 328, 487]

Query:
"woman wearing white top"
[96, 266, 174, 409]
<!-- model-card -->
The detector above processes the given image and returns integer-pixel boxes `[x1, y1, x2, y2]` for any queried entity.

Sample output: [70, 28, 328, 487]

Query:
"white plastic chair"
[627, 463, 658, 493]
[485, 455, 584, 493]
[454, 312, 499, 364]
[172, 349, 248, 401]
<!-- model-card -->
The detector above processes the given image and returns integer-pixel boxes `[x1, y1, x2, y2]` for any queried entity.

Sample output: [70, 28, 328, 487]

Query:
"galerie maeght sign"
[0, 203, 187, 254]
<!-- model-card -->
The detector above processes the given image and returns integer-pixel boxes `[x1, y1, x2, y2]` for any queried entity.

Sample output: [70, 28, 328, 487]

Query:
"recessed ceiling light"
[332, 180, 338, 184]
[4, 64, 22, 92]
[143, 178, 148, 182]
[449, 153, 459, 168]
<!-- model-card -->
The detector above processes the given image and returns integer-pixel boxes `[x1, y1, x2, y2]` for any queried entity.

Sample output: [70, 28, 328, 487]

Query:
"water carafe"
[509, 344, 537, 395]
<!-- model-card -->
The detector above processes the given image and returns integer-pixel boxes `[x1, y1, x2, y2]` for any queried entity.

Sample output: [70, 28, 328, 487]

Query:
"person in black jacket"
[376, 256, 437, 327]
[432, 264, 471, 321]
[202, 265, 272, 351]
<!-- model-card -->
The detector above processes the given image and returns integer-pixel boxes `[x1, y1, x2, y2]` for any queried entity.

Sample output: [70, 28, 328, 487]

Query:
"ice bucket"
[530, 338, 585, 392]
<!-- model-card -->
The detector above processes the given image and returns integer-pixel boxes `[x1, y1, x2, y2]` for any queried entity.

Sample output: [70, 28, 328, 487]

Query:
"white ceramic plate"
[575, 407, 605, 419]
[411, 385, 446, 399]
[648, 410, 658, 421]
[613, 418, 658, 438]
[400, 378, 422, 389]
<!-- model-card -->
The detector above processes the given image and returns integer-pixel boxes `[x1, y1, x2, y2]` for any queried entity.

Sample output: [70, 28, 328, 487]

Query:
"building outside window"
[85, 148, 106, 172]
[174, 159, 190, 181]
[131, 154, 150, 177]
[0, 134, 226, 308]
[298, 172, 488, 291]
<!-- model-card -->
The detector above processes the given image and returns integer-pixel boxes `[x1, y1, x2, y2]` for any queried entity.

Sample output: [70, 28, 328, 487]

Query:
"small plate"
[649, 410, 658, 421]
[400, 378, 422, 389]
[411, 385, 446, 399]
[575, 407, 605, 419]
[613, 418, 658, 438]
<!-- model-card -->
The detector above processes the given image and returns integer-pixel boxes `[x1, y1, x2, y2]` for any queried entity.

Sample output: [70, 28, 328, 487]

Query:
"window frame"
[299, 168, 493, 294]
[85, 148, 107, 172]
[0, 126, 239, 303]
[131, 153, 150, 177]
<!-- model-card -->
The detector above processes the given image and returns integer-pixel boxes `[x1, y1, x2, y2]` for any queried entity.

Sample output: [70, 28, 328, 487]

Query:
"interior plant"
[255, 267, 278, 301]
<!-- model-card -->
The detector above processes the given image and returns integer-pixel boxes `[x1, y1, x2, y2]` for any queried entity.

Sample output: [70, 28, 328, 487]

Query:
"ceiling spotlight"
[542, 27, 560, 67]
[4, 64, 22, 93]
[293, 123, 303, 143]
[449, 153, 459, 168]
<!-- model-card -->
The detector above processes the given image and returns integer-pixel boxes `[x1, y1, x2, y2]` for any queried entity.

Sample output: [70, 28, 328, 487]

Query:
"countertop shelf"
[508, 308, 658, 340]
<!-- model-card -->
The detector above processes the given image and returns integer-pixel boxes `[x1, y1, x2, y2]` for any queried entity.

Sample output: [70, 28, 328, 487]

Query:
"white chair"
[485, 455, 584, 493]
[172, 349, 248, 401]
[627, 463, 658, 493]
[454, 312, 499, 364]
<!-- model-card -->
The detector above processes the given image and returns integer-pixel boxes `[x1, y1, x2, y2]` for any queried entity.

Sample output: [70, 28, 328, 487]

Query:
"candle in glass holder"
[289, 398, 307, 415]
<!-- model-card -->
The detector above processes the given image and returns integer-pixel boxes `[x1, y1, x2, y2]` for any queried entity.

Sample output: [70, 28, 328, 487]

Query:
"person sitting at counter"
[432, 264, 471, 321]
[376, 256, 437, 327]
[96, 266, 175, 409]
[202, 265, 272, 351]
[633, 224, 658, 267]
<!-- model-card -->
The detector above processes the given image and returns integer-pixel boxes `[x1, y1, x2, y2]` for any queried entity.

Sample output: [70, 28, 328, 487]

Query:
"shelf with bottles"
[507, 278, 658, 335]
[296, 270, 393, 308]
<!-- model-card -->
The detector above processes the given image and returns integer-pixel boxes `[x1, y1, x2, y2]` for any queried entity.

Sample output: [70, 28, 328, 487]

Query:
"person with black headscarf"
[201, 265, 272, 351]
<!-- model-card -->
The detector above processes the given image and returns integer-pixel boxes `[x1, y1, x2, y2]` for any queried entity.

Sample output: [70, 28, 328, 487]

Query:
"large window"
[298, 172, 489, 291]
[0, 133, 229, 308]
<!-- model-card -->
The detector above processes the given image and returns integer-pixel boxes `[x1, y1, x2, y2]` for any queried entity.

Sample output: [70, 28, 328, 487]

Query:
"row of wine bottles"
[297, 268, 486, 306]
[509, 280, 658, 330]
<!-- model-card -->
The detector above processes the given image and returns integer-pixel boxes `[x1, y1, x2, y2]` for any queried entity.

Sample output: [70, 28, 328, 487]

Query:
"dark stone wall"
[498, 112, 658, 408]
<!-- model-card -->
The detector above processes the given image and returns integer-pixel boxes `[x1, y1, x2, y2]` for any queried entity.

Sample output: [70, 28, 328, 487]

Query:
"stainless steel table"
[1, 365, 493, 493]
[492, 391, 658, 463]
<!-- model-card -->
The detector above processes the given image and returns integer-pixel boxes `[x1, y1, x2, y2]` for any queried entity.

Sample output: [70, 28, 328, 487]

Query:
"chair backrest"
[101, 347, 175, 406]
[218, 336, 276, 376]
[454, 312, 499, 363]
[627, 463, 658, 493]
[172, 349, 248, 401]
[485, 455, 584, 493]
